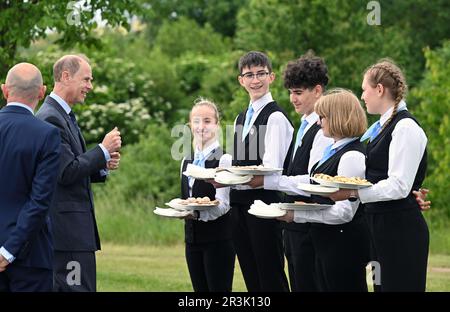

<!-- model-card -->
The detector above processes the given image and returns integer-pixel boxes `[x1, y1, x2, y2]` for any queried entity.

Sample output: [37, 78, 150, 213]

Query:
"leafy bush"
[94, 122, 188, 245]
[410, 41, 450, 220]
[76, 98, 151, 146]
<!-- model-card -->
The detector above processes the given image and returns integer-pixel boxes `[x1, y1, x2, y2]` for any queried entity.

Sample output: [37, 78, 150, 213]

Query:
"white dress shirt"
[358, 103, 428, 203]
[233, 92, 294, 190]
[180, 140, 232, 222]
[264, 112, 333, 194]
[292, 137, 366, 225]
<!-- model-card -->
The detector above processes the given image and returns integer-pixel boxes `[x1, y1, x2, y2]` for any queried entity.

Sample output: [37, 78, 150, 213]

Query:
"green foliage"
[93, 122, 185, 245]
[411, 41, 450, 219]
[140, 0, 248, 38]
[153, 17, 229, 59]
[76, 99, 150, 145]
[0, 0, 139, 79]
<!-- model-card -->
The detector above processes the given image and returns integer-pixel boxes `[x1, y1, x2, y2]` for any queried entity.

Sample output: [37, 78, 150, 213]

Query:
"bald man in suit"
[0, 63, 61, 291]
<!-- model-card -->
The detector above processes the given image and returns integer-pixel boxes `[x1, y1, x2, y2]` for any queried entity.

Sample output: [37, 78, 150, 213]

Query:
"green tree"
[140, 0, 247, 39]
[411, 41, 450, 219]
[0, 0, 139, 79]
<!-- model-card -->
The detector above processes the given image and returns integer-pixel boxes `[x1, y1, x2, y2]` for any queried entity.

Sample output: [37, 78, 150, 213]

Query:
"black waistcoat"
[309, 139, 366, 229]
[283, 123, 321, 231]
[230, 101, 292, 205]
[365, 110, 427, 213]
[181, 148, 232, 244]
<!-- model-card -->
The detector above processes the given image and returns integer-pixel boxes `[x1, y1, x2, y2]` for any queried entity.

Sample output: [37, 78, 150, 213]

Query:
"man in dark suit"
[36, 54, 121, 292]
[0, 63, 61, 291]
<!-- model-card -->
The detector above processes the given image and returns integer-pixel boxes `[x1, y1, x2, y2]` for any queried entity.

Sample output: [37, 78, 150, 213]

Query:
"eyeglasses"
[240, 71, 270, 81]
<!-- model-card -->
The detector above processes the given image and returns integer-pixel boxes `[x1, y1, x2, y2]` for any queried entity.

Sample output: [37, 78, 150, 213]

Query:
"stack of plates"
[227, 167, 283, 176]
[297, 183, 338, 196]
[248, 200, 286, 219]
[214, 171, 253, 185]
[279, 202, 332, 211]
[183, 164, 216, 180]
[310, 177, 372, 190]
[165, 198, 219, 211]
[153, 207, 192, 218]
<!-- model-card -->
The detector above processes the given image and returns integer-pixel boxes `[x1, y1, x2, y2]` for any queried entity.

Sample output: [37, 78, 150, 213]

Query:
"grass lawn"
[97, 243, 450, 292]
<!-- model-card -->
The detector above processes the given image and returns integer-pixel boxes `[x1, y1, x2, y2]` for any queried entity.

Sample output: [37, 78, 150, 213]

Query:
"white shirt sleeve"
[0, 246, 15, 263]
[358, 119, 427, 203]
[264, 173, 311, 196]
[198, 154, 232, 222]
[263, 111, 294, 168]
[234, 111, 294, 191]
[264, 127, 332, 196]
[293, 151, 366, 225]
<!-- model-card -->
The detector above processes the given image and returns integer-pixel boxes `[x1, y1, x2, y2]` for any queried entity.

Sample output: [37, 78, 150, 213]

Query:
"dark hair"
[238, 51, 272, 74]
[283, 52, 329, 90]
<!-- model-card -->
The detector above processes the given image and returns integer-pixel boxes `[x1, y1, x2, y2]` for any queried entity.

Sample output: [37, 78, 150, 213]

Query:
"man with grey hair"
[36, 54, 121, 292]
[0, 63, 61, 291]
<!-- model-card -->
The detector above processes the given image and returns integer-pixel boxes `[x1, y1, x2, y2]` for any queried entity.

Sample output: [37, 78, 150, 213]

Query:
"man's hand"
[246, 175, 263, 188]
[277, 210, 294, 223]
[102, 127, 122, 154]
[0, 254, 10, 272]
[413, 188, 431, 211]
[328, 189, 353, 202]
[107, 152, 120, 170]
[205, 179, 228, 188]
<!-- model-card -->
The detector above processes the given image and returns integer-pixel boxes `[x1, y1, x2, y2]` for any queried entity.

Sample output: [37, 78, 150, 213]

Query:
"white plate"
[227, 167, 283, 176]
[153, 207, 192, 218]
[183, 164, 216, 180]
[214, 171, 253, 185]
[165, 198, 219, 211]
[248, 201, 286, 219]
[279, 202, 333, 211]
[165, 198, 186, 210]
[311, 177, 372, 190]
[183, 203, 219, 211]
[248, 207, 286, 219]
[297, 183, 339, 195]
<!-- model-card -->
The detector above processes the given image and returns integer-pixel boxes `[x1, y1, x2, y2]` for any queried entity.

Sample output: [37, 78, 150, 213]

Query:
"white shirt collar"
[250, 92, 273, 113]
[6, 102, 34, 114]
[380, 99, 407, 126]
[49, 91, 72, 115]
[302, 111, 319, 125]
[332, 137, 359, 150]
[195, 140, 220, 159]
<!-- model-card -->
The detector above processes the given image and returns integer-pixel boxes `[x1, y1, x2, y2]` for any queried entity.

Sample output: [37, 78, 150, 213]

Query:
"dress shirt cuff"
[358, 186, 377, 204]
[0, 246, 15, 263]
[263, 174, 280, 191]
[100, 169, 109, 177]
[293, 211, 308, 224]
[98, 144, 111, 162]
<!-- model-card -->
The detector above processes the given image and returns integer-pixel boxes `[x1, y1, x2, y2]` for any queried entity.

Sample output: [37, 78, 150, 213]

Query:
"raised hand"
[102, 127, 122, 154]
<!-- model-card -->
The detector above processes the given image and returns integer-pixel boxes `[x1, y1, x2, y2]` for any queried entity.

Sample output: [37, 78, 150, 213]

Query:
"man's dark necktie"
[69, 111, 85, 150]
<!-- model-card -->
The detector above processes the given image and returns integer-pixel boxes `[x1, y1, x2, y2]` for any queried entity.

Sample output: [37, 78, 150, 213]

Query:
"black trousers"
[366, 208, 429, 292]
[231, 203, 289, 292]
[53, 251, 96, 292]
[283, 227, 319, 292]
[0, 264, 52, 292]
[310, 216, 370, 292]
[185, 239, 235, 292]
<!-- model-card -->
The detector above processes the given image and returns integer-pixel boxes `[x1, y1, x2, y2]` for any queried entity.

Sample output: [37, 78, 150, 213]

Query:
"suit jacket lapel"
[44, 96, 84, 153]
